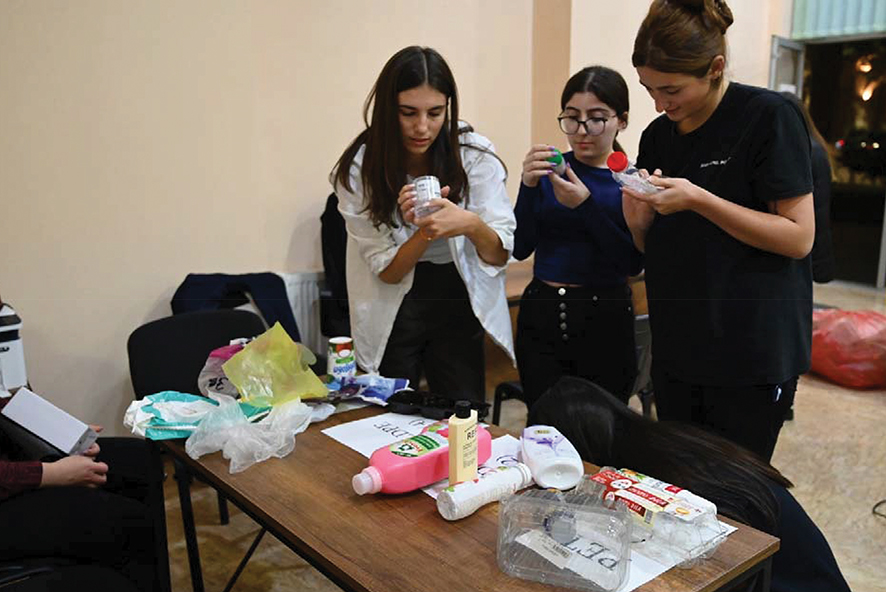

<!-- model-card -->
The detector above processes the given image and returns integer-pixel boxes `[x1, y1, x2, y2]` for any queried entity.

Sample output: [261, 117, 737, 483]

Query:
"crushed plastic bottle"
[497, 488, 632, 592]
[606, 151, 661, 195]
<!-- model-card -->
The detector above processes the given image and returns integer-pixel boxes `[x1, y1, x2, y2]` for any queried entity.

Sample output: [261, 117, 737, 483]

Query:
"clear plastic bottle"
[606, 151, 661, 195]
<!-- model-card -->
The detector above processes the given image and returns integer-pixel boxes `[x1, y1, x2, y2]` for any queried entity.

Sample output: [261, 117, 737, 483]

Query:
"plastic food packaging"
[352, 422, 492, 495]
[437, 463, 533, 521]
[578, 468, 726, 567]
[522, 425, 585, 489]
[618, 468, 717, 515]
[497, 488, 632, 592]
[811, 309, 886, 388]
[607, 151, 661, 195]
[222, 322, 327, 406]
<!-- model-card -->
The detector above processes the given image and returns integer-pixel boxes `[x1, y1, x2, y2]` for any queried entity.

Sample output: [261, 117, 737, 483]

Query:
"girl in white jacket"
[331, 46, 515, 402]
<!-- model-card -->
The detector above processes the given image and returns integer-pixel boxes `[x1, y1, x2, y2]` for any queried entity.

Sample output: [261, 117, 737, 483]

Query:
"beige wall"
[0, 0, 532, 434]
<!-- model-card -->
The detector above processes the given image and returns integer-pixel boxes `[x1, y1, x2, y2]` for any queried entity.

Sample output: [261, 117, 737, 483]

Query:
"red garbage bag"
[811, 309, 886, 389]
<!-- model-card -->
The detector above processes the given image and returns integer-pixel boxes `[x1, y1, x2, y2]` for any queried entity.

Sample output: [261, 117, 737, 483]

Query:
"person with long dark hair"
[332, 46, 515, 401]
[513, 66, 642, 410]
[528, 376, 852, 592]
[621, 0, 815, 462]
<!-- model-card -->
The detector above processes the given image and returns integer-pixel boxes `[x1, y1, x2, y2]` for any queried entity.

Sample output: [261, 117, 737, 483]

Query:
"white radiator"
[278, 271, 327, 356]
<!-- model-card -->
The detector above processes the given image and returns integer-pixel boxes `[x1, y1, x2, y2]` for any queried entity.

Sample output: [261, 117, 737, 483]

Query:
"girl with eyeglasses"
[513, 66, 643, 411]
[621, 0, 815, 462]
[331, 46, 516, 402]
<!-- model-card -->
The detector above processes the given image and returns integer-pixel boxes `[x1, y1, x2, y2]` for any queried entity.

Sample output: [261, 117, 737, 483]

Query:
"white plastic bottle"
[436, 463, 533, 521]
[606, 151, 661, 195]
[521, 425, 584, 489]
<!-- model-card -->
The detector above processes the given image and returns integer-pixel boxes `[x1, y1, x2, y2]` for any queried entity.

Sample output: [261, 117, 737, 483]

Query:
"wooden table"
[163, 406, 778, 592]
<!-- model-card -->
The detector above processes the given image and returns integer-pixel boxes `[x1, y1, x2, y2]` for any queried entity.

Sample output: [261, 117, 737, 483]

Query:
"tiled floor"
[163, 280, 886, 592]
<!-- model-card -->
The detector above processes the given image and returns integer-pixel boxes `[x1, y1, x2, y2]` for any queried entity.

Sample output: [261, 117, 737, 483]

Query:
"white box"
[0, 387, 97, 455]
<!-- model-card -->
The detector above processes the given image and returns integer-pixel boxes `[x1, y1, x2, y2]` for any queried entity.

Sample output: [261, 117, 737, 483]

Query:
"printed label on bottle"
[390, 432, 445, 458]
[460, 425, 478, 468]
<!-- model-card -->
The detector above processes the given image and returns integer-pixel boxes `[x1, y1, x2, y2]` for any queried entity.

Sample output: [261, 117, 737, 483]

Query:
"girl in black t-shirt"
[621, 0, 815, 462]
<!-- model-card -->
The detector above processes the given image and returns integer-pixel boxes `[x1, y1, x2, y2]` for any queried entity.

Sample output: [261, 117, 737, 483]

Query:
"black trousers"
[516, 278, 637, 411]
[0, 438, 164, 592]
[651, 363, 798, 463]
[379, 262, 485, 402]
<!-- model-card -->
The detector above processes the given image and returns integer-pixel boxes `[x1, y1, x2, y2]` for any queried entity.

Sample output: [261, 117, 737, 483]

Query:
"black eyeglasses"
[557, 113, 616, 136]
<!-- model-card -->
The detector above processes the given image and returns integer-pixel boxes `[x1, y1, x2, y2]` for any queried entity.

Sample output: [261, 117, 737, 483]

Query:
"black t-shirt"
[637, 82, 813, 385]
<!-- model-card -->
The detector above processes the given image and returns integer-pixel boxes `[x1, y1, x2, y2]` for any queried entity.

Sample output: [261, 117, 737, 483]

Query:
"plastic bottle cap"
[607, 151, 629, 172]
[546, 148, 564, 165]
[352, 466, 382, 495]
[454, 400, 472, 419]
[536, 462, 583, 490]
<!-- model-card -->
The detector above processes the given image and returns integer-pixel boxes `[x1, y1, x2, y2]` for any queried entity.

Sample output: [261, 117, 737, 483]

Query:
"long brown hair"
[332, 46, 469, 228]
[528, 376, 793, 534]
[632, 0, 734, 80]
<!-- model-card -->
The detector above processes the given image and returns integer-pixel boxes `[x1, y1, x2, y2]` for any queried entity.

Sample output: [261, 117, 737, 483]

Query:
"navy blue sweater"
[513, 152, 642, 287]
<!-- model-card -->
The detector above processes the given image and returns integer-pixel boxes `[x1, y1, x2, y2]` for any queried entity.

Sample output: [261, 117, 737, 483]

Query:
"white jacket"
[335, 131, 516, 373]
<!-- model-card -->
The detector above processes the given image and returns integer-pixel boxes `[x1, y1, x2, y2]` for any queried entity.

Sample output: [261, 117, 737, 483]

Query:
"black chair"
[127, 309, 267, 592]
[491, 313, 656, 424]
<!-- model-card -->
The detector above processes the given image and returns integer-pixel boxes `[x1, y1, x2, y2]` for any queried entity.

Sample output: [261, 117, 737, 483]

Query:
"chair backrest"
[631, 313, 653, 396]
[127, 309, 266, 400]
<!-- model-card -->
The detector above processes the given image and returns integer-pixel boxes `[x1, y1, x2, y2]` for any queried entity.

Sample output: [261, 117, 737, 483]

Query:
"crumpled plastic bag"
[123, 391, 270, 440]
[222, 322, 327, 406]
[184, 396, 335, 473]
[811, 309, 886, 389]
[327, 374, 410, 405]
[198, 341, 247, 398]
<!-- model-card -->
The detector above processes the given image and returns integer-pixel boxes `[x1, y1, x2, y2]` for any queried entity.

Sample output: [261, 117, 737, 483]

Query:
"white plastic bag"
[185, 397, 334, 473]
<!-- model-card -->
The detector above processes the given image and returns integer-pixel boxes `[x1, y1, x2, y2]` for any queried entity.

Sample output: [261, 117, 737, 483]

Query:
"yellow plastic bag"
[222, 322, 327, 405]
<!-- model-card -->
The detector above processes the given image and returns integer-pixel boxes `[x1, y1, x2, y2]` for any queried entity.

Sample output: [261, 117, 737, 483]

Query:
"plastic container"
[352, 422, 492, 495]
[437, 463, 533, 521]
[521, 425, 585, 489]
[448, 400, 479, 485]
[0, 304, 27, 392]
[413, 175, 443, 218]
[577, 469, 726, 567]
[497, 488, 632, 592]
[618, 468, 717, 515]
[547, 147, 567, 176]
[606, 151, 661, 195]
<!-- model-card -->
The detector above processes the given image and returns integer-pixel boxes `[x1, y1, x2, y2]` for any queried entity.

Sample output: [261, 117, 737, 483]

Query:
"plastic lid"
[606, 151, 629, 172]
[546, 148, 564, 165]
[352, 466, 382, 495]
[455, 400, 472, 419]
[536, 461, 584, 490]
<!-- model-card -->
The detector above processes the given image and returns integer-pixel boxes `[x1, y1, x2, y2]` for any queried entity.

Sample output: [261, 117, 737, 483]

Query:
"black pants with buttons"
[516, 278, 637, 412]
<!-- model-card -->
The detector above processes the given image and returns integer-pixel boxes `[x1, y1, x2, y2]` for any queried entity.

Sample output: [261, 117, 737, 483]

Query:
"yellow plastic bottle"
[448, 400, 479, 486]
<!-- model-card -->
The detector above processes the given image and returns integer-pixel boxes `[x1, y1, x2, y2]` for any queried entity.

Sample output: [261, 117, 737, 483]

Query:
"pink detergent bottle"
[352, 422, 492, 495]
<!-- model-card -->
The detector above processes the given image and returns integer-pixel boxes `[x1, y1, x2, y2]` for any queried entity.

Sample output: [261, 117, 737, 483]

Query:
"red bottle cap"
[607, 151, 629, 172]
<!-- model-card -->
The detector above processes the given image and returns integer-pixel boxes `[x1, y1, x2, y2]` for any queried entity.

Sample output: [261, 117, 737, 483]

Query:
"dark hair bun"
[669, 0, 733, 33]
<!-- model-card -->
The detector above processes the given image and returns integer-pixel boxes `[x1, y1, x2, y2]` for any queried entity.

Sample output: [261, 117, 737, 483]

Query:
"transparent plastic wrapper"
[497, 487, 632, 592]
[577, 468, 727, 568]
[185, 396, 331, 473]
[222, 322, 327, 406]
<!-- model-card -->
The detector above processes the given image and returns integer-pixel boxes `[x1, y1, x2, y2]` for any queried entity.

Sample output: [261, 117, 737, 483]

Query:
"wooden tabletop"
[164, 406, 778, 592]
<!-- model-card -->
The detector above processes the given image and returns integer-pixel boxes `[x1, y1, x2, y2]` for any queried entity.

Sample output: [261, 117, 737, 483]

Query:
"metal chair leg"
[173, 458, 204, 592]
[221, 528, 266, 592]
[217, 491, 230, 525]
